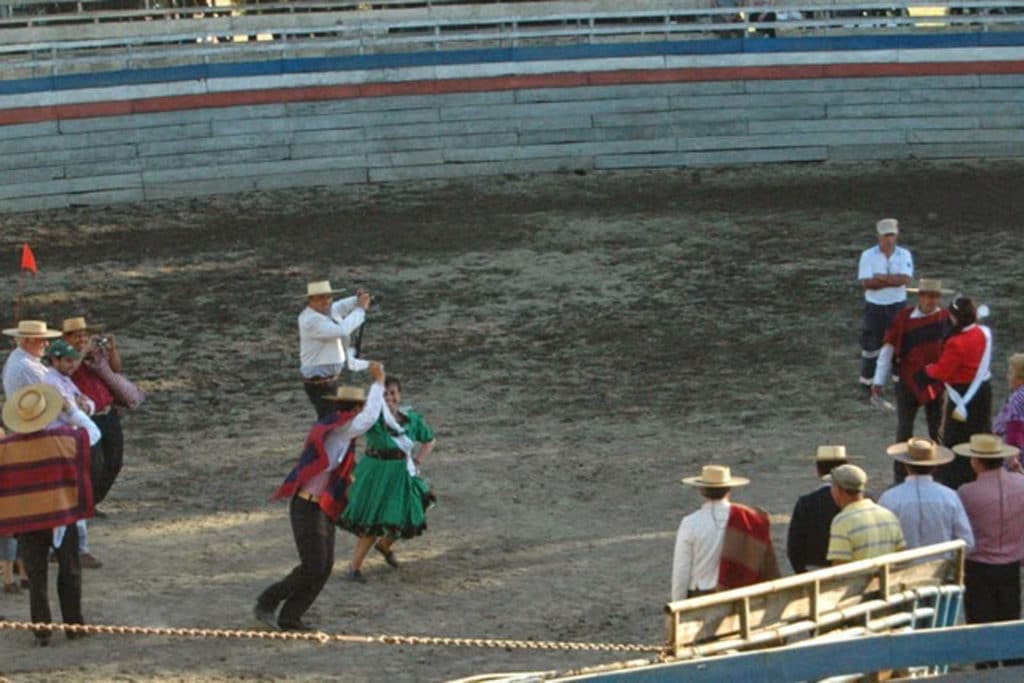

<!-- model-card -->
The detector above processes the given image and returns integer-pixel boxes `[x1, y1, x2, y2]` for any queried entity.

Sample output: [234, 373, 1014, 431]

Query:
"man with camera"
[298, 280, 373, 419]
[63, 318, 125, 515]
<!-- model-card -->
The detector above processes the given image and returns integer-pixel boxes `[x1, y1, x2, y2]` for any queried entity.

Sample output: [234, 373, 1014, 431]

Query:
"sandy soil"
[0, 159, 1022, 682]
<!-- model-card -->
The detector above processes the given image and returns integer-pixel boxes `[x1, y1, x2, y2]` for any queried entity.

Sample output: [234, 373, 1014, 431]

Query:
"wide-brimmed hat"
[887, 437, 955, 466]
[62, 316, 103, 334]
[802, 445, 860, 462]
[2, 383, 63, 434]
[952, 433, 1020, 460]
[907, 278, 954, 295]
[322, 385, 366, 403]
[304, 280, 344, 298]
[681, 465, 749, 488]
[876, 218, 899, 235]
[2, 320, 61, 339]
[45, 338, 82, 361]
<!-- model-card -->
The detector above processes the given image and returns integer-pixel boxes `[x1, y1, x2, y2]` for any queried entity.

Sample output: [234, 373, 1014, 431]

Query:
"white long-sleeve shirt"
[671, 499, 730, 602]
[301, 381, 385, 496]
[298, 296, 369, 378]
[43, 368, 101, 446]
[2, 347, 49, 395]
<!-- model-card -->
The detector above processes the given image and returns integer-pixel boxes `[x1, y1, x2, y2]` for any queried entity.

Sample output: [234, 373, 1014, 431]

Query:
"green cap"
[45, 338, 82, 360]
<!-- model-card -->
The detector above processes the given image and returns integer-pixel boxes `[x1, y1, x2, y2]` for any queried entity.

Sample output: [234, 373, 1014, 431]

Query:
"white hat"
[681, 465, 749, 488]
[304, 280, 344, 298]
[802, 445, 860, 462]
[876, 218, 899, 235]
[322, 385, 367, 403]
[952, 433, 1020, 460]
[1, 320, 62, 339]
[907, 278, 954, 295]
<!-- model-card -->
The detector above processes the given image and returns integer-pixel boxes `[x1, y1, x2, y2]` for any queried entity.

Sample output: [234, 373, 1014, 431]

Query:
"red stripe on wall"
[1, 60, 1022, 127]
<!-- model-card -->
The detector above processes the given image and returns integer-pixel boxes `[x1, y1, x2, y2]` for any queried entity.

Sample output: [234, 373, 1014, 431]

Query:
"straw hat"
[62, 316, 103, 334]
[802, 445, 860, 461]
[952, 433, 1020, 459]
[322, 386, 366, 403]
[1, 320, 61, 339]
[304, 280, 344, 298]
[2, 383, 64, 434]
[907, 278, 954, 295]
[876, 218, 899, 235]
[681, 465, 749, 488]
[886, 437, 955, 466]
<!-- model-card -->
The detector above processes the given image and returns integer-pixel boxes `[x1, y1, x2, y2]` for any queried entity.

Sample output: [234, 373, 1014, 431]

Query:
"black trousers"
[303, 381, 338, 420]
[965, 559, 1023, 667]
[18, 525, 83, 641]
[892, 380, 944, 484]
[91, 410, 124, 504]
[256, 496, 335, 627]
[860, 301, 905, 386]
[937, 381, 992, 490]
[965, 559, 1021, 624]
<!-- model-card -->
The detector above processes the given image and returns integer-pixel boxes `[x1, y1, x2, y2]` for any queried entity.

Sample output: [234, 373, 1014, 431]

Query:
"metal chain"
[0, 620, 665, 654]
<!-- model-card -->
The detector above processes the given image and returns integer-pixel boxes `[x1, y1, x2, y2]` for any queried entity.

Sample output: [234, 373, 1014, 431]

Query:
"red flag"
[20, 243, 37, 274]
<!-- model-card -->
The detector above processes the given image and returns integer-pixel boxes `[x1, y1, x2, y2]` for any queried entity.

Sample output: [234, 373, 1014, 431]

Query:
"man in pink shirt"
[956, 434, 1024, 633]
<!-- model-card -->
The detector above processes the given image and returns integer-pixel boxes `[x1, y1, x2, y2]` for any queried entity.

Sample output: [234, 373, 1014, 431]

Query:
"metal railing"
[665, 540, 966, 659]
[2, 1, 1024, 76]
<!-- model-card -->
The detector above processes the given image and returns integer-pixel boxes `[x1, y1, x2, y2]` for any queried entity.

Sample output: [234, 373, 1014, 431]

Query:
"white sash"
[381, 403, 418, 475]
[945, 325, 992, 422]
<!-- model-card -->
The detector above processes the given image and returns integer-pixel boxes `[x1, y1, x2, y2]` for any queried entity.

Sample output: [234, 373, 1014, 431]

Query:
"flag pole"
[13, 268, 24, 324]
[16, 243, 38, 325]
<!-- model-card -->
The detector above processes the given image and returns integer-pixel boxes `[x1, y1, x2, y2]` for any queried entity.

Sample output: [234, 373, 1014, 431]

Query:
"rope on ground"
[0, 620, 666, 654]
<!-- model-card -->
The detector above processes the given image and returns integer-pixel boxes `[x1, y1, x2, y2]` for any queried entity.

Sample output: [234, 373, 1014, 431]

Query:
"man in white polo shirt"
[857, 218, 913, 399]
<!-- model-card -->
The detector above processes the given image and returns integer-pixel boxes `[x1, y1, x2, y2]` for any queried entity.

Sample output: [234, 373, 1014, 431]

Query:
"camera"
[94, 336, 110, 349]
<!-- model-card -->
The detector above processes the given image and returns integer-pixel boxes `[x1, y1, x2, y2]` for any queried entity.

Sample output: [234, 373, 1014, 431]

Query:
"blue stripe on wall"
[2, 31, 1023, 97]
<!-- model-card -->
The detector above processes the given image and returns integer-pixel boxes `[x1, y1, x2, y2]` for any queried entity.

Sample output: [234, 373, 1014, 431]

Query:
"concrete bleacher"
[2, 1, 1024, 212]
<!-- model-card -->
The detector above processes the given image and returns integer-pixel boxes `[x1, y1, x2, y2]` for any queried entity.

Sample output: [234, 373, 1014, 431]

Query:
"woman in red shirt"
[926, 296, 993, 489]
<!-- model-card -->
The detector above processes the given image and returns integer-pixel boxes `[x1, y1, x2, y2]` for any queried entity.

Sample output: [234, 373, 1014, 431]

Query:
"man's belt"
[93, 406, 112, 417]
[295, 491, 321, 503]
[366, 449, 406, 461]
[302, 376, 338, 386]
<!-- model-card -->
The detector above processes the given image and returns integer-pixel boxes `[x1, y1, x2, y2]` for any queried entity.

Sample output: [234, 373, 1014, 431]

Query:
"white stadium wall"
[2, 27, 1024, 212]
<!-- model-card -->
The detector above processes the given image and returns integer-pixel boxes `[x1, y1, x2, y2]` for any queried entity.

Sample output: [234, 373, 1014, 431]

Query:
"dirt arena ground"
[0, 159, 1022, 682]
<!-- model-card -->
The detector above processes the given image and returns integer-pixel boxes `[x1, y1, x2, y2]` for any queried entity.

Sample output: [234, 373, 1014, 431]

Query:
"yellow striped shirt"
[827, 499, 906, 562]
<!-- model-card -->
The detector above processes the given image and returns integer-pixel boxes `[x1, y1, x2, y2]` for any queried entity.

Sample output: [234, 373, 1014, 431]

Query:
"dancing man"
[255, 362, 385, 631]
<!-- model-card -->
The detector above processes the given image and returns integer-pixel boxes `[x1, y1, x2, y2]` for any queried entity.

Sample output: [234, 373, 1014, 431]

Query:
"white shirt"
[858, 245, 913, 305]
[671, 499, 730, 601]
[878, 474, 974, 551]
[298, 296, 369, 378]
[301, 381, 385, 496]
[43, 368, 101, 446]
[2, 347, 50, 395]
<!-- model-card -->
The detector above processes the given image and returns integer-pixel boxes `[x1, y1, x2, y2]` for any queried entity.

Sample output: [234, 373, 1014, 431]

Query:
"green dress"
[338, 410, 434, 539]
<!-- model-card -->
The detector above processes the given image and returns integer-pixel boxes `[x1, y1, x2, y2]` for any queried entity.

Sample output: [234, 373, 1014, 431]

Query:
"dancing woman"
[926, 295, 993, 489]
[339, 377, 436, 581]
